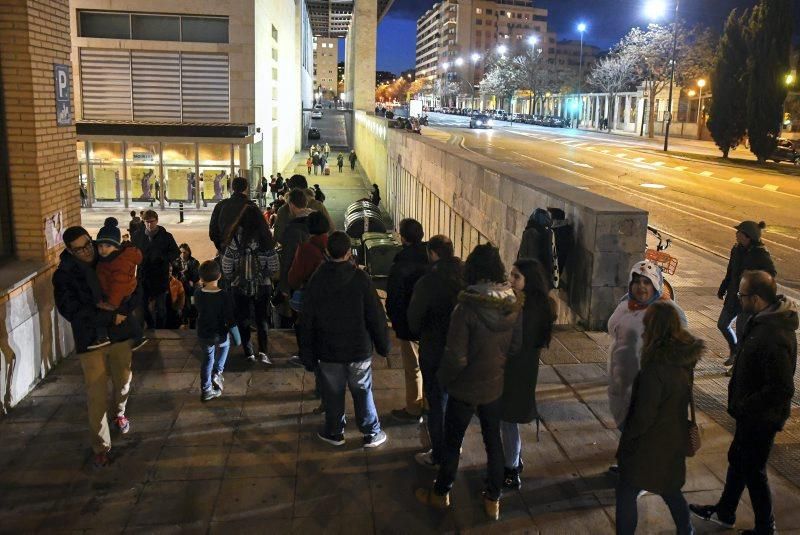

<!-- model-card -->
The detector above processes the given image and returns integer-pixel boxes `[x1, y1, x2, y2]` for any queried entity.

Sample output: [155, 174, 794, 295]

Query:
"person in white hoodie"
[607, 260, 686, 432]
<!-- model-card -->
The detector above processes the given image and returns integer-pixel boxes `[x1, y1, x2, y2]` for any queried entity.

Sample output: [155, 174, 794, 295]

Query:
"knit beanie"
[735, 220, 766, 242]
[96, 217, 121, 247]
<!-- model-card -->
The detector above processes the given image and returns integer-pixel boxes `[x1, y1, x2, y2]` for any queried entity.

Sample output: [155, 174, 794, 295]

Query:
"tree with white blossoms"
[587, 54, 637, 130]
[512, 47, 553, 115]
[480, 56, 521, 112]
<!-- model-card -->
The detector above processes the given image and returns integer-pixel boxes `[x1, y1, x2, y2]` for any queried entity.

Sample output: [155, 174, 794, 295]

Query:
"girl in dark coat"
[615, 300, 704, 535]
[500, 259, 557, 490]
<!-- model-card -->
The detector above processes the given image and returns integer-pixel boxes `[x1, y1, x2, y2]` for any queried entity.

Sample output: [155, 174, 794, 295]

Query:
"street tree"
[707, 9, 749, 158]
[512, 47, 547, 115]
[587, 54, 637, 130]
[677, 26, 719, 88]
[745, 0, 794, 163]
[480, 56, 520, 111]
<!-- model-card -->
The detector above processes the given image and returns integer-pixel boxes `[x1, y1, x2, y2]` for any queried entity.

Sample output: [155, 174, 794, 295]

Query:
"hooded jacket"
[437, 283, 522, 405]
[728, 296, 798, 429]
[96, 243, 143, 307]
[386, 242, 429, 341]
[278, 214, 310, 294]
[718, 242, 776, 309]
[300, 260, 390, 365]
[273, 198, 335, 246]
[617, 335, 704, 494]
[131, 225, 180, 296]
[517, 208, 554, 287]
[209, 193, 255, 251]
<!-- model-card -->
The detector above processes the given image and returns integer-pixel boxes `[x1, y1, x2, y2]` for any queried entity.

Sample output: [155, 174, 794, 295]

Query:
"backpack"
[229, 235, 266, 297]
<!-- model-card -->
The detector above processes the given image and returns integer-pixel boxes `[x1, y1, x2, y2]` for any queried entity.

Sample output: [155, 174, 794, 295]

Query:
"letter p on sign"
[53, 64, 72, 126]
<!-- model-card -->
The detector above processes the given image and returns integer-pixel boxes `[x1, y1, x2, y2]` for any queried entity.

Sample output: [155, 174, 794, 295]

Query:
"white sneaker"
[259, 352, 272, 365]
[414, 450, 439, 470]
[287, 355, 304, 368]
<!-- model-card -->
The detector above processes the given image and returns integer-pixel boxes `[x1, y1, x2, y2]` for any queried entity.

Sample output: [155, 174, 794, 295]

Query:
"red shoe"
[114, 415, 130, 434]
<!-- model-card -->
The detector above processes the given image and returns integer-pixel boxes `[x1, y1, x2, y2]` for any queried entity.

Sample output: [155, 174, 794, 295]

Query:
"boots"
[415, 487, 450, 509]
[503, 467, 522, 490]
[482, 492, 500, 520]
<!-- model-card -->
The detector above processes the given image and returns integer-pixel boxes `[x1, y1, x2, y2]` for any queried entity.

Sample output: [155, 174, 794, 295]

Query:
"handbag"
[687, 373, 701, 457]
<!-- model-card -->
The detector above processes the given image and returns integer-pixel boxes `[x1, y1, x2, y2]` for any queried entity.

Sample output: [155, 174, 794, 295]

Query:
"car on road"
[469, 114, 493, 129]
[771, 138, 800, 165]
[311, 110, 323, 119]
[545, 116, 567, 128]
[308, 127, 321, 140]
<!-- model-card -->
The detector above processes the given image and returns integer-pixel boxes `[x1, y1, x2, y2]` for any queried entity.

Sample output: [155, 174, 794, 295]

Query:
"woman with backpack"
[221, 204, 280, 364]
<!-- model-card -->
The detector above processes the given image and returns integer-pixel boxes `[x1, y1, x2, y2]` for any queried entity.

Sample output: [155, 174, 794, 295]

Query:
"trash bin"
[344, 207, 386, 239]
[354, 232, 398, 265]
[364, 238, 402, 291]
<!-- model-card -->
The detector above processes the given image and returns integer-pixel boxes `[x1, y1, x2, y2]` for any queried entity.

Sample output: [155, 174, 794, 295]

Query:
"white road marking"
[600, 149, 610, 154]
[729, 177, 744, 183]
[558, 158, 593, 168]
[641, 183, 667, 189]
[699, 171, 713, 177]
[632, 157, 645, 162]
[673, 166, 687, 171]
[764, 184, 779, 191]
[652, 162, 665, 166]
[616, 153, 627, 158]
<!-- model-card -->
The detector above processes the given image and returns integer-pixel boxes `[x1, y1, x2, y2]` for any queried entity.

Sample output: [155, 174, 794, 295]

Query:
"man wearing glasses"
[53, 226, 136, 468]
[691, 270, 798, 535]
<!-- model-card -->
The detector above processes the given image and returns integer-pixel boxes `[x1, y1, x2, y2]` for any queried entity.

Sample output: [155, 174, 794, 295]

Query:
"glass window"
[162, 144, 196, 205]
[79, 11, 131, 39]
[181, 16, 229, 44]
[89, 142, 124, 204]
[131, 14, 180, 41]
[125, 142, 160, 205]
[199, 144, 232, 204]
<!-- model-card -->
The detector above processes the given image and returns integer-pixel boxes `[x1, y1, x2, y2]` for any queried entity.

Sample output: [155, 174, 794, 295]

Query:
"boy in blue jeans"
[195, 260, 237, 401]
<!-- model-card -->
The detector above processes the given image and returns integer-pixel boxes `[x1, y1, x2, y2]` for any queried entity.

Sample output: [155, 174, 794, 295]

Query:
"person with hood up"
[517, 208, 556, 289]
[717, 221, 776, 369]
[615, 301, 704, 535]
[300, 231, 390, 448]
[416, 244, 522, 521]
[691, 270, 797, 535]
[500, 258, 557, 490]
[607, 260, 686, 434]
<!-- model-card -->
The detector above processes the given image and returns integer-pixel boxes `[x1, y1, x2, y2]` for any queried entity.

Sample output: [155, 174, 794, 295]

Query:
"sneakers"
[202, 387, 222, 402]
[391, 408, 423, 424]
[503, 467, 521, 490]
[317, 431, 345, 446]
[87, 337, 111, 350]
[414, 450, 439, 470]
[131, 337, 149, 351]
[114, 415, 130, 434]
[415, 487, 450, 509]
[246, 353, 256, 363]
[92, 450, 111, 468]
[689, 504, 735, 528]
[258, 352, 272, 365]
[287, 355, 304, 368]
[212, 373, 224, 392]
[482, 492, 500, 520]
[363, 430, 388, 448]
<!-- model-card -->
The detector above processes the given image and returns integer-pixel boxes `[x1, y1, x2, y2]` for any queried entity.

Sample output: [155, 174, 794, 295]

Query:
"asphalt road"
[423, 112, 800, 288]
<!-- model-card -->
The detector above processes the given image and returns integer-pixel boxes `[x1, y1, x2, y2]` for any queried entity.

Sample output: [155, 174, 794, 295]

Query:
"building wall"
[313, 37, 339, 97]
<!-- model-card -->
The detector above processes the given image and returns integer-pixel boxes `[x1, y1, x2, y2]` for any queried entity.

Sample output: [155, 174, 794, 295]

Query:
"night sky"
[369, 0, 800, 74]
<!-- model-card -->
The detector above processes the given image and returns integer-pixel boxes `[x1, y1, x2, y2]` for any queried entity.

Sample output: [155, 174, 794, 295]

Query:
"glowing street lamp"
[643, 0, 667, 19]
[646, 0, 680, 152]
[497, 44, 508, 56]
[576, 22, 588, 127]
[527, 35, 539, 47]
[455, 57, 464, 67]
[786, 74, 795, 86]
[471, 52, 481, 63]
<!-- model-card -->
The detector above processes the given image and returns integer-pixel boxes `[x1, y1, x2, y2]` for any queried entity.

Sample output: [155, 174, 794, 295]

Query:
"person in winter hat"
[607, 260, 686, 431]
[717, 220, 776, 369]
[95, 217, 146, 351]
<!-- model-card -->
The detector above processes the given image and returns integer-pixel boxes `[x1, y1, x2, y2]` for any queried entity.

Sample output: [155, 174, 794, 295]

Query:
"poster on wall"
[202, 170, 227, 202]
[93, 167, 120, 201]
[130, 167, 156, 201]
[167, 168, 190, 202]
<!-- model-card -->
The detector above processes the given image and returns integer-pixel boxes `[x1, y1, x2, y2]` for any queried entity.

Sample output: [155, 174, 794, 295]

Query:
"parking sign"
[53, 64, 71, 126]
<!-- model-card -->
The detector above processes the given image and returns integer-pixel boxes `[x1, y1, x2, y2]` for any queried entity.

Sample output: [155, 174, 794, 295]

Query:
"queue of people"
[56, 177, 796, 534]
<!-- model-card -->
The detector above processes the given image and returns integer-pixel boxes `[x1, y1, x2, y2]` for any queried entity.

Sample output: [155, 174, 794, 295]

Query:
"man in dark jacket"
[53, 226, 135, 468]
[272, 175, 334, 244]
[131, 210, 180, 329]
[209, 176, 253, 251]
[386, 218, 429, 422]
[407, 235, 464, 468]
[277, 188, 312, 298]
[717, 221, 776, 367]
[517, 208, 556, 289]
[301, 231, 390, 448]
[691, 270, 798, 535]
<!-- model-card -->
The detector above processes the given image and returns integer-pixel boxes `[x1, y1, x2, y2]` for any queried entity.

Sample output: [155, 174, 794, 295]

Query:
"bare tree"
[587, 54, 637, 129]
[512, 47, 548, 114]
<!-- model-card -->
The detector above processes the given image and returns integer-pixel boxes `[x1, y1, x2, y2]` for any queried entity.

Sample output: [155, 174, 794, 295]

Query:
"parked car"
[311, 110, 323, 119]
[469, 114, 493, 129]
[771, 138, 800, 165]
[308, 127, 321, 140]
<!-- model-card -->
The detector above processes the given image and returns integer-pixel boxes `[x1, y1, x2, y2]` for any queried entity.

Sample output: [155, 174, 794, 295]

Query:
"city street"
[422, 112, 800, 288]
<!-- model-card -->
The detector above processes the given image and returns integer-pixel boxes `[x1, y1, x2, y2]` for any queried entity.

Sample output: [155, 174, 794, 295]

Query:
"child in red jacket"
[93, 217, 147, 350]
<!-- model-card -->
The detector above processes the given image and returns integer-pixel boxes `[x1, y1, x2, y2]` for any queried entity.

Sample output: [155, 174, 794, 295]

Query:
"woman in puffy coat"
[500, 259, 557, 490]
[615, 300, 703, 535]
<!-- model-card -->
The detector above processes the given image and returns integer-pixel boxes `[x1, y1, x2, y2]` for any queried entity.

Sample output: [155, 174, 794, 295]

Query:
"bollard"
[179, 201, 184, 223]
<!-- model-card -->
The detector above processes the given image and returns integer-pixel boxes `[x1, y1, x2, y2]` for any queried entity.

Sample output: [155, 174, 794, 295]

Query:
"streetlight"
[497, 44, 508, 57]
[646, 0, 680, 152]
[470, 53, 481, 110]
[576, 22, 587, 128]
[696, 78, 706, 124]
[527, 35, 539, 47]
[455, 57, 464, 67]
[782, 73, 795, 130]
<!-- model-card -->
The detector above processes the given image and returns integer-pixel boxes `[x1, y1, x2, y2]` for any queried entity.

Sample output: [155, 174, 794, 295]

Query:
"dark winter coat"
[131, 225, 180, 296]
[272, 200, 334, 245]
[718, 242, 776, 310]
[386, 243, 429, 340]
[517, 209, 555, 289]
[501, 292, 557, 423]
[438, 283, 522, 406]
[300, 260, 390, 365]
[616, 335, 704, 494]
[209, 193, 255, 250]
[53, 249, 134, 353]
[406, 257, 464, 368]
[277, 215, 310, 294]
[728, 297, 798, 430]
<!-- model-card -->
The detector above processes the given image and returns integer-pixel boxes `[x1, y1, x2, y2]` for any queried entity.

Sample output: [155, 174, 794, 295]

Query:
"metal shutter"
[180, 53, 230, 122]
[132, 51, 181, 121]
[79, 49, 132, 120]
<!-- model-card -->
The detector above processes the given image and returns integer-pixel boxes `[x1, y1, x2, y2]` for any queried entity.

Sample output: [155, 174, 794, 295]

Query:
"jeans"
[501, 421, 521, 470]
[233, 289, 270, 357]
[318, 359, 381, 436]
[420, 357, 448, 464]
[434, 396, 504, 501]
[616, 479, 693, 534]
[717, 420, 779, 531]
[145, 291, 168, 329]
[200, 336, 230, 392]
[717, 304, 739, 355]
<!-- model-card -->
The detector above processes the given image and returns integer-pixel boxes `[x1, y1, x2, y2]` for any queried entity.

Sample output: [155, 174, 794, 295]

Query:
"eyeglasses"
[70, 240, 93, 254]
